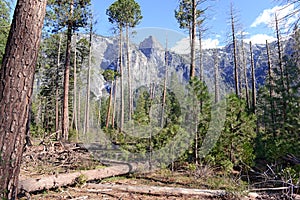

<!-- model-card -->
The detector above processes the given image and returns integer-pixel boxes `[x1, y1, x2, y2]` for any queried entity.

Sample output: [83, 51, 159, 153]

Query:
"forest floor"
[18, 141, 299, 200]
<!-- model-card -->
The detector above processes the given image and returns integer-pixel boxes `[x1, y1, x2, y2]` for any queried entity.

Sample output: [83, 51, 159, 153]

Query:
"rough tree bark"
[0, 0, 47, 198]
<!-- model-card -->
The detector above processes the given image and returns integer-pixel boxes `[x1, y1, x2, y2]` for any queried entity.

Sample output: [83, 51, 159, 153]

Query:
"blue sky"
[91, 0, 298, 50]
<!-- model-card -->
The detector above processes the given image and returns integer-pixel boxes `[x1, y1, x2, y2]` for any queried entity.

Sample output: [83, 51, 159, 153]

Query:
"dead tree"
[230, 3, 240, 97]
[250, 41, 256, 113]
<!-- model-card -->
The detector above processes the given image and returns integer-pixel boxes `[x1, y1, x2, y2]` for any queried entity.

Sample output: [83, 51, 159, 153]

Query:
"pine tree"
[256, 28, 300, 161]
[175, 0, 205, 79]
[208, 95, 256, 171]
[107, 0, 142, 131]
[188, 78, 211, 164]
[0, 0, 47, 198]
[46, 0, 92, 140]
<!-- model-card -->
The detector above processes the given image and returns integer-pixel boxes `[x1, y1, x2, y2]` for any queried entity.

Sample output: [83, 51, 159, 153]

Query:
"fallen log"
[19, 162, 147, 193]
[85, 183, 226, 197]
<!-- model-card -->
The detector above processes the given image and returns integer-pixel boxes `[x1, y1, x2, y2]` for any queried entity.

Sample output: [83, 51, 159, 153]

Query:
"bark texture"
[0, 0, 47, 198]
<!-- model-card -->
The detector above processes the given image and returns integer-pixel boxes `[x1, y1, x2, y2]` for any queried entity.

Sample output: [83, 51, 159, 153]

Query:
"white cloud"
[202, 38, 220, 49]
[170, 37, 190, 54]
[170, 37, 220, 54]
[244, 34, 276, 44]
[251, 3, 298, 30]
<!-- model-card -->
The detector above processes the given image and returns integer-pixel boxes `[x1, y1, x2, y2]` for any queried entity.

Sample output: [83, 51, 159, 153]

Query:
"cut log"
[19, 162, 147, 193]
[85, 183, 226, 197]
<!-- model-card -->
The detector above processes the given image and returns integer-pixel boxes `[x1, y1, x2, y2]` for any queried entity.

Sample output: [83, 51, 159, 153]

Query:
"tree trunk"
[230, 4, 239, 97]
[97, 98, 101, 126]
[214, 49, 219, 103]
[72, 34, 78, 134]
[119, 27, 124, 133]
[198, 27, 204, 82]
[62, 0, 74, 141]
[275, 14, 285, 91]
[241, 40, 250, 109]
[126, 25, 133, 121]
[106, 81, 114, 129]
[266, 40, 276, 137]
[56, 34, 62, 140]
[19, 162, 146, 193]
[111, 80, 117, 127]
[84, 20, 93, 135]
[0, 0, 47, 198]
[161, 37, 168, 128]
[190, 0, 196, 79]
[86, 183, 226, 197]
[250, 41, 256, 113]
[78, 86, 81, 132]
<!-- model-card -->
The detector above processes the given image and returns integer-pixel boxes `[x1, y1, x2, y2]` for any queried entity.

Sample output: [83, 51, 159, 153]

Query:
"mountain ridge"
[89, 34, 293, 99]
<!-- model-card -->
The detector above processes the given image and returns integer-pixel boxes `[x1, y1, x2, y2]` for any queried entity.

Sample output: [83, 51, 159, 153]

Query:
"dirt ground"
[18, 142, 298, 200]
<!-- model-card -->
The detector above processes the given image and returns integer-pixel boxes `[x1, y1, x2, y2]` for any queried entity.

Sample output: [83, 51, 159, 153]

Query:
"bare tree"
[119, 29, 124, 132]
[161, 36, 168, 128]
[0, 0, 47, 198]
[190, 0, 197, 78]
[275, 14, 286, 90]
[84, 18, 93, 135]
[56, 34, 62, 140]
[266, 40, 276, 136]
[276, 0, 300, 28]
[198, 24, 204, 81]
[230, 3, 239, 97]
[241, 39, 250, 109]
[275, 13, 287, 120]
[214, 49, 220, 103]
[250, 41, 256, 113]
[126, 26, 133, 121]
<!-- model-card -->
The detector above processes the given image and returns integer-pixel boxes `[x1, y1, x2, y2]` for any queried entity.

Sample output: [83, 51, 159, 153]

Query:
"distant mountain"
[89, 34, 294, 99]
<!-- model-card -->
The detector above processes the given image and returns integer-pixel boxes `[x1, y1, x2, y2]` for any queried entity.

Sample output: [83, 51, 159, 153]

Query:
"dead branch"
[248, 186, 290, 192]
